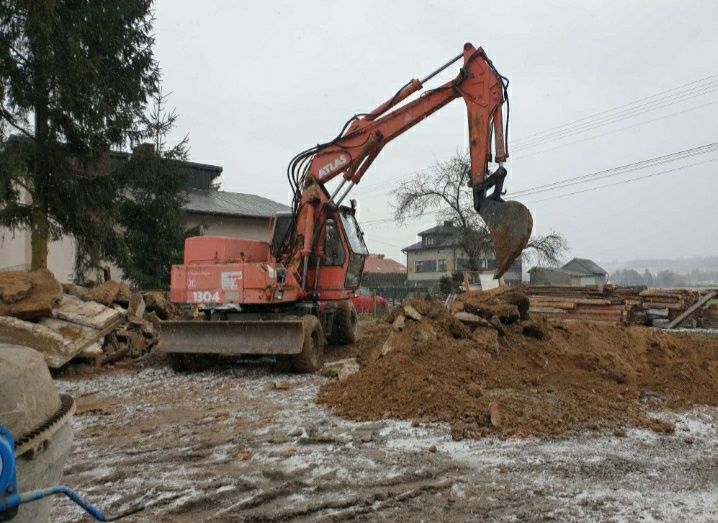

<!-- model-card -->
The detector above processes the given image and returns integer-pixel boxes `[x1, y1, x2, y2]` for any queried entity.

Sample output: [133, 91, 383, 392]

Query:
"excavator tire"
[290, 315, 325, 373]
[327, 300, 358, 345]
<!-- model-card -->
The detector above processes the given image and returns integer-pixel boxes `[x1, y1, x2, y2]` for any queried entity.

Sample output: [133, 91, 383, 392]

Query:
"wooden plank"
[668, 291, 717, 329]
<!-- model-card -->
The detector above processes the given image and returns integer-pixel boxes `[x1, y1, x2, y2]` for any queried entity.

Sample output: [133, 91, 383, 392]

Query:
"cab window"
[321, 219, 346, 266]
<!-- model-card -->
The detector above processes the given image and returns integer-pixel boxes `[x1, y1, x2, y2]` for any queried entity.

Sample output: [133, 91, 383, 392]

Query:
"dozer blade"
[478, 199, 533, 279]
[160, 320, 305, 355]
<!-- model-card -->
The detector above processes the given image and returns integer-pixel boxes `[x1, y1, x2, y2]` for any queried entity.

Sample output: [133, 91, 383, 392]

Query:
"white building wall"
[1, 214, 275, 283]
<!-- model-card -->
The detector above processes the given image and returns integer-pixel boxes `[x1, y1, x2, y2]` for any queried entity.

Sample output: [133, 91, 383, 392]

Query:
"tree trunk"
[30, 204, 49, 270]
[29, 2, 51, 271]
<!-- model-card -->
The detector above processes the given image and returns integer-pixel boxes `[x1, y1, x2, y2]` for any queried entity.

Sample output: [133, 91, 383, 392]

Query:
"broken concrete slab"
[392, 314, 405, 331]
[321, 358, 360, 383]
[403, 304, 422, 321]
[53, 294, 125, 331]
[453, 311, 493, 329]
[128, 293, 146, 319]
[86, 281, 123, 306]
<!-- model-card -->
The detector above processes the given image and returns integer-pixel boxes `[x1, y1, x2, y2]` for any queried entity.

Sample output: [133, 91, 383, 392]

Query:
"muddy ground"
[51, 357, 717, 522]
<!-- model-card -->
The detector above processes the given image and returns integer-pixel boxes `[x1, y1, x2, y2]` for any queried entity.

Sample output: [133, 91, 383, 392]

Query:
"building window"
[457, 258, 470, 270]
[415, 259, 437, 273]
[437, 259, 447, 273]
[423, 236, 435, 247]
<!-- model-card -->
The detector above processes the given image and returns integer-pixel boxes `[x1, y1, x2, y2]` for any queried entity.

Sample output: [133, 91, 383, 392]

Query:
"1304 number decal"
[192, 290, 220, 303]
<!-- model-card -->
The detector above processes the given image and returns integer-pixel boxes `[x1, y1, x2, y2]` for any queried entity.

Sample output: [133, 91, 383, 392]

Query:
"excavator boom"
[286, 43, 532, 280]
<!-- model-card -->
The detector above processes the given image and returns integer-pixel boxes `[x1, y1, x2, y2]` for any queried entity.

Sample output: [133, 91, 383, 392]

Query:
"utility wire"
[521, 157, 718, 204]
[511, 142, 718, 197]
[359, 143, 718, 225]
[513, 72, 718, 145]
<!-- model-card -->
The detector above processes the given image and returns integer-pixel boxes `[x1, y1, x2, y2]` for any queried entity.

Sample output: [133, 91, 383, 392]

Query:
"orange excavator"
[163, 43, 533, 372]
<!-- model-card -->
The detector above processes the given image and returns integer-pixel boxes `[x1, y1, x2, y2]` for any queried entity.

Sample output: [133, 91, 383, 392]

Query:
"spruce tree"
[0, 0, 158, 269]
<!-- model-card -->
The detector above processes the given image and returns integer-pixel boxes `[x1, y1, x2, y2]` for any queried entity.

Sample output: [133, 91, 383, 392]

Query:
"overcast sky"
[154, 1, 718, 267]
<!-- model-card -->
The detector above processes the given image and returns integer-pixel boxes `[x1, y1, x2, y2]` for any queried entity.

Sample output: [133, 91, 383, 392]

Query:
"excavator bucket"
[160, 319, 306, 356]
[478, 199, 533, 279]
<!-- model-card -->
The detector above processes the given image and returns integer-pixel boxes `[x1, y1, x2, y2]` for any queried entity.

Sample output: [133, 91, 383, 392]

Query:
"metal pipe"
[313, 257, 320, 290]
[334, 181, 355, 207]
[301, 256, 309, 289]
[330, 178, 347, 202]
[420, 52, 463, 84]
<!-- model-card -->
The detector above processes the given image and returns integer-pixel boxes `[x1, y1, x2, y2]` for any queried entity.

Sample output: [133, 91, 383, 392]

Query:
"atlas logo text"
[318, 155, 348, 177]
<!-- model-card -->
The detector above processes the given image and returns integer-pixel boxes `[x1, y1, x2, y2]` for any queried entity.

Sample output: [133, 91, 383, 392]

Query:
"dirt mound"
[318, 295, 718, 439]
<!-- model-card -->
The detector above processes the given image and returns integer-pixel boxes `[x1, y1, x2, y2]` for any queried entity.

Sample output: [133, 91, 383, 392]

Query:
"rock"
[428, 444, 437, 453]
[215, 410, 230, 418]
[412, 325, 437, 342]
[380, 338, 394, 357]
[522, 318, 551, 340]
[403, 304, 422, 321]
[489, 317, 507, 336]
[62, 283, 89, 300]
[280, 446, 296, 457]
[145, 311, 162, 330]
[86, 281, 122, 306]
[115, 282, 133, 306]
[454, 311, 492, 329]
[0, 277, 31, 303]
[472, 327, 500, 352]
[144, 291, 172, 320]
[0, 270, 62, 319]
[321, 358, 360, 381]
[489, 401, 502, 427]
[287, 426, 305, 438]
[613, 428, 626, 437]
[392, 314, 406, 331]
[128, 293, 146, 319]
[234, 449, 252, 461]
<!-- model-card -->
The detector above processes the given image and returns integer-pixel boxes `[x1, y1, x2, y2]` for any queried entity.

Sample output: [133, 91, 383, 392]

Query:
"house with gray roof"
[401, 221, 522, 289]
[528, 257, 608, 287]
[0, 150, 289, 282]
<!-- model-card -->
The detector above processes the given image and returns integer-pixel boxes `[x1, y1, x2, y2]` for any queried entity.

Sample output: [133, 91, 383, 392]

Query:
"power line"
[521, 157, 718, 204]
[512, 82, 718, 150]
[511, 142, 718, 197]
[512, 98, 718, 161]
[513, 72, 718, 145]
[358, 143, 718, 225]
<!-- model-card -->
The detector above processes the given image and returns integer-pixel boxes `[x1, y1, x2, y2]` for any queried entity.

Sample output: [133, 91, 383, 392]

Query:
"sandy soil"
[51, 360, 718, 522]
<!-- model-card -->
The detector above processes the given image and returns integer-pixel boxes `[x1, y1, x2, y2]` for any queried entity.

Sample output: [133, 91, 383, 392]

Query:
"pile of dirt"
[318, 292, 718, 439]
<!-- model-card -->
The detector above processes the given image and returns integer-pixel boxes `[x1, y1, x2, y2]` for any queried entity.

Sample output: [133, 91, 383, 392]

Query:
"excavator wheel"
[290, 315, 325, 373]
[327, 300, 358, 345]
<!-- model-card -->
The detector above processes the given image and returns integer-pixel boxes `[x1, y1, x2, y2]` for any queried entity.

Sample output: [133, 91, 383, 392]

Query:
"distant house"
[0, 149, 289, 282]
[401, 221, 522, 289]
[529, 257, 608, 287]
[363, 254, 405, 274]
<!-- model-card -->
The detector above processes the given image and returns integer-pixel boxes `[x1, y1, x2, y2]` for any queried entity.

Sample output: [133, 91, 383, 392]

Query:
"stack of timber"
[528, 285, 718, 327]
[702, 301, 718, 329]
[528, 286, 625, 323]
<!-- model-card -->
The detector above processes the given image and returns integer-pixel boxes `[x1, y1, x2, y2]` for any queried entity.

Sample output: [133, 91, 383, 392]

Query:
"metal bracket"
[472, 165, 508, 212]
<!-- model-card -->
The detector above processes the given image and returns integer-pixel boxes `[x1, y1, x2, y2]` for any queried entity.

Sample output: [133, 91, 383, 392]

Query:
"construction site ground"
[50, 321, 718, 522]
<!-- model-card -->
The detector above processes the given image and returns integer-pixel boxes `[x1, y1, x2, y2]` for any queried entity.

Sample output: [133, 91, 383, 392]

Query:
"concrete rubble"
[0, 270, 171, 368]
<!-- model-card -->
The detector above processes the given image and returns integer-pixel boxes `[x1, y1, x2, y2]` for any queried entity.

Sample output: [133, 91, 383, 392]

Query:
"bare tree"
[392, 153, 567, 270]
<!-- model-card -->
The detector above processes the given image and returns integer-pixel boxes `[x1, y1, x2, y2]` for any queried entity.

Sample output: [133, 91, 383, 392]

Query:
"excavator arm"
[283, 42, 532, 285]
